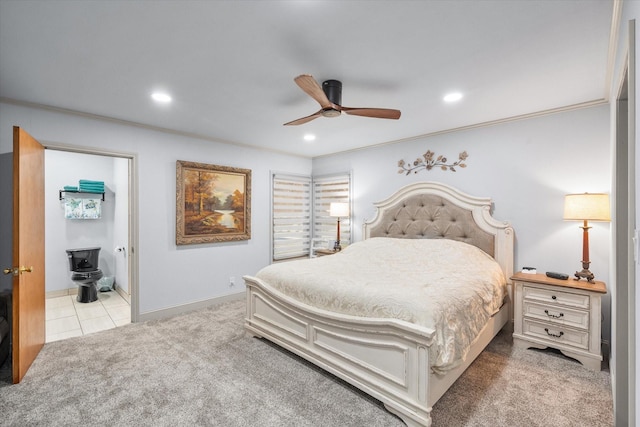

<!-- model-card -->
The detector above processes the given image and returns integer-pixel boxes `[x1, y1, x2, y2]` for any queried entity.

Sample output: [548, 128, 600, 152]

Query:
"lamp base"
[333, 240, 342, 251]
[574, 259, 595, 283]
[574, 269, 595, 283]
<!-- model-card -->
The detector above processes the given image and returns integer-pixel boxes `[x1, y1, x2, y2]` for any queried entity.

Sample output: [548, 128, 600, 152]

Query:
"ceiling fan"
[284, 74, 401, 126]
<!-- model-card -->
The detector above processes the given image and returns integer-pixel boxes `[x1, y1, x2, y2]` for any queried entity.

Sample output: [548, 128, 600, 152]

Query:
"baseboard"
[137, 292, 244, 323]
[46, 287, 78, 298]
[114, 286, 130, 304]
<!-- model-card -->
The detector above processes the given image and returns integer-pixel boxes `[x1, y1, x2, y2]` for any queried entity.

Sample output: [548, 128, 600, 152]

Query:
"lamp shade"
[329, 202, 349, 218]
[563, 193, 611, 221]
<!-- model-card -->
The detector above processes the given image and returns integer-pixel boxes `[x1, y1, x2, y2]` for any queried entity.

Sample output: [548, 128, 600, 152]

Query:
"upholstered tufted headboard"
[363, 182, 514, 281]
[366, 193, 495, 256]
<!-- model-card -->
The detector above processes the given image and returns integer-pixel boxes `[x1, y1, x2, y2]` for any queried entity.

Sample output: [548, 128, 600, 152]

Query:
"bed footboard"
[244, 275, 437, 427]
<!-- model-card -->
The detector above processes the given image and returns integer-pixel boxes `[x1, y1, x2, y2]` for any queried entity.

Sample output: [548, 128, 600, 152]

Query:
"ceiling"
[0, 1, 614, 158]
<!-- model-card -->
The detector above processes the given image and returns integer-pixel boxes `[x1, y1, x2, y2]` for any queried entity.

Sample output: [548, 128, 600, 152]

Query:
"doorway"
[43, 145, 139, 342]
[613, 19, 637, 426]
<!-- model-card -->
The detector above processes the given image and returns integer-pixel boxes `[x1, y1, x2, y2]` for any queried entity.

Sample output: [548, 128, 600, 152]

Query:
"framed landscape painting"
[176, 160, 251, 245]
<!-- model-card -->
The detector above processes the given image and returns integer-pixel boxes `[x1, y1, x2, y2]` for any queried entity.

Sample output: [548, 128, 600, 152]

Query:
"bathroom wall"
[45, 150, 128, 294]
[112, 156, 129, 295]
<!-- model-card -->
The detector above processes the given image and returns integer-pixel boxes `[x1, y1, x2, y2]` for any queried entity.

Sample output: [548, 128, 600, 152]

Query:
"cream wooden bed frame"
[244, 182, 514, 426]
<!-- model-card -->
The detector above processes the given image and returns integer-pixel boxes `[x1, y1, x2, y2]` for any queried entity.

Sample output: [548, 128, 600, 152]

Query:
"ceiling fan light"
[321, 108, 341, 118]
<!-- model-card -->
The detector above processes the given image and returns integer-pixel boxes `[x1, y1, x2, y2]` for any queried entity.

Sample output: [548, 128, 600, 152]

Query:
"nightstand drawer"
[523, 301, 589, 330]
[523, 285, 589, 309]
[522, 319, 589, 350]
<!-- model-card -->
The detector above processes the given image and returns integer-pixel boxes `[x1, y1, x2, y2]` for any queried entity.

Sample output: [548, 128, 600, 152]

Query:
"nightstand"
[511, 272, 606, 371]
[315, 249, 338, 257]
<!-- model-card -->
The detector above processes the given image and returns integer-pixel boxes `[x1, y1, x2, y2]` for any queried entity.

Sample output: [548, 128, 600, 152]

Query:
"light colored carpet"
[0, 299, 612, 426]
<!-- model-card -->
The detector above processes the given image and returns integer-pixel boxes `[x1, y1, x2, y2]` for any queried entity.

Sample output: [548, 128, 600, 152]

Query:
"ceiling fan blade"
[294, 75, 332, 109]
[284, 109, 323, 126]
[341, 107, 401, 120]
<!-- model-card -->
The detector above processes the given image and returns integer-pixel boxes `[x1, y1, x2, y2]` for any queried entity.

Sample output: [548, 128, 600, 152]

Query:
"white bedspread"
[255, 237, 507, 373]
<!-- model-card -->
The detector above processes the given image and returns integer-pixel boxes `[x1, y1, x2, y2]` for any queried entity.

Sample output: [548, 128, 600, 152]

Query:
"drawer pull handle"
[551, 295, 557, 300]
[544, 310, 564, 319]
[544, 328, 564, 338]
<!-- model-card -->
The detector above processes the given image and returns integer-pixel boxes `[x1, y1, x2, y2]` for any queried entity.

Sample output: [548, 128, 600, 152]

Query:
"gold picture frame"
[176, 160, 251, 245]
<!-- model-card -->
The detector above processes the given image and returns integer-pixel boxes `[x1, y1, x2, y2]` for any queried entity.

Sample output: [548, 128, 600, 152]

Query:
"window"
[271, 173, 311, 261]
[271, 172, 351, 261]
[312, 173, 351, 253]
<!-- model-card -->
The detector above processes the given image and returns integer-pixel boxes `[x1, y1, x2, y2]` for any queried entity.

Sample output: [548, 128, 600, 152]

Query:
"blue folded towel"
[79, 189, 104, 194]
[63, 185, 78, 191]
[78, 180, 105, 194]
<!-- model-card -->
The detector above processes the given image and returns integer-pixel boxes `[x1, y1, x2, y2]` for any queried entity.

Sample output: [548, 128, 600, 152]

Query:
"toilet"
[66, 247, 103, 303]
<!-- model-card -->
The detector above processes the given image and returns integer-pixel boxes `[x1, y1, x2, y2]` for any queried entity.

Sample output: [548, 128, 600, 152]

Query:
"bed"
[244, 182, 514, 426]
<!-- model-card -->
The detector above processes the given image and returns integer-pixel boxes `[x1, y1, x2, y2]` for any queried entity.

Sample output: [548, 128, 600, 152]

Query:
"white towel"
[64, 198, 101, 219]
[64, 198, 83, 219]
[82, 199, 102, 219]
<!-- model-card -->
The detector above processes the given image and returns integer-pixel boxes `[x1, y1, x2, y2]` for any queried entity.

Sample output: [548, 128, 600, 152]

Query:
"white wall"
[313, 105, 612, 343]
[112, 156, 129, 294]
[0, 101, 312, 316]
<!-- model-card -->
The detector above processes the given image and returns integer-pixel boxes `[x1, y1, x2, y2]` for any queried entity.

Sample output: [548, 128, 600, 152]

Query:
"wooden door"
[10, 127, 45, 383]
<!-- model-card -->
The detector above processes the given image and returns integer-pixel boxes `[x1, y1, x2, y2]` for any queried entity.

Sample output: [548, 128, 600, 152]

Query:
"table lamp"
[329, 202, 349, 251]
[563, 193, 610, 282]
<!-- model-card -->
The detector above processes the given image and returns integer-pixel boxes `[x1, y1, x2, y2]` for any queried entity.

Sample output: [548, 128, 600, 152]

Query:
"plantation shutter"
[272, 173, 312, 261]
[312, 173, 351, 249]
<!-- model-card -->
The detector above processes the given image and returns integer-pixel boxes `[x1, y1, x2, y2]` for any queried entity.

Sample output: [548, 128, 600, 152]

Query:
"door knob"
[3, 266, 33, 276]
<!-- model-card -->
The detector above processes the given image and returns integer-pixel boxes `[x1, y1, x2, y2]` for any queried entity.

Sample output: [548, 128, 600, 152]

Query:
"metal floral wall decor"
[398, 150, 468, 175]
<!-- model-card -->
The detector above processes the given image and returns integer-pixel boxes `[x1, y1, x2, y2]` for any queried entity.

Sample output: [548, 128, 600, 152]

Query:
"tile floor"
[45, 291, 130, 343]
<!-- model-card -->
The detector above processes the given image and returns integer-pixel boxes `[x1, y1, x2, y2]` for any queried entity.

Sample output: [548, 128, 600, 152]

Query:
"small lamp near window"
[563, 193, 610, 283]
[329, 202, 349, 252]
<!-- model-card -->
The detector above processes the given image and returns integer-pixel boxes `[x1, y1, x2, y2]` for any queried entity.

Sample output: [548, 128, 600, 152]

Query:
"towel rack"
[59, 190, 105, 201]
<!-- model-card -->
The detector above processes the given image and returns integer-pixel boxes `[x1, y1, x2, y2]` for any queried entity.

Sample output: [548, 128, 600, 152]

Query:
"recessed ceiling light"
[443, 92, 463, 103]
[151, 92, 172, 103]
[304, 134, 316, 142]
